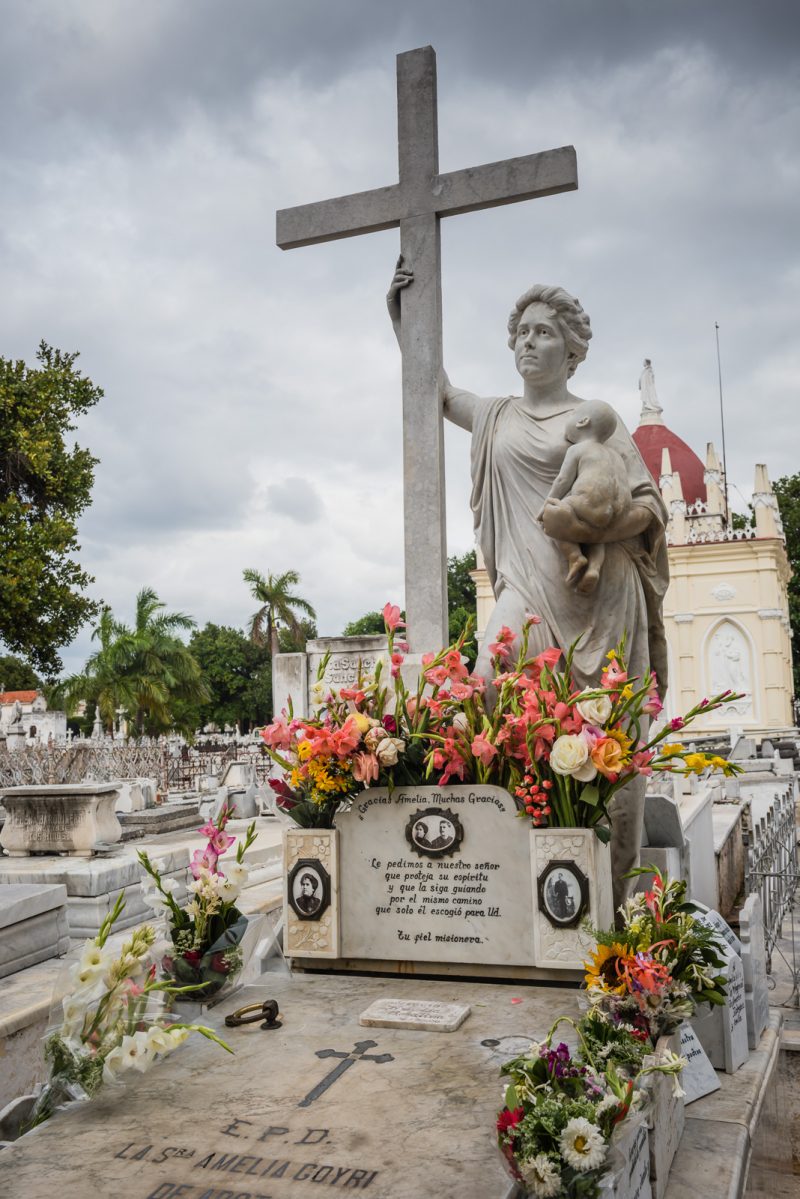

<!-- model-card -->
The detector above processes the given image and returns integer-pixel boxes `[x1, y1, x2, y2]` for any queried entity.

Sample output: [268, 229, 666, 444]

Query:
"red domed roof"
[632, 422, 707, 505]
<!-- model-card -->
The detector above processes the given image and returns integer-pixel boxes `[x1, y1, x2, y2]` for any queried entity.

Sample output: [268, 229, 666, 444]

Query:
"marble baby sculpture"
[388, 266, 670, 906]
[539, 399, 632, 596]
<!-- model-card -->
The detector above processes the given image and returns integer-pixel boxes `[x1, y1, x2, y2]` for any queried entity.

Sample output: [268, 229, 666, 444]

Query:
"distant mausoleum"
[472, 364, 794, 737]
[0, 690, 67, 743]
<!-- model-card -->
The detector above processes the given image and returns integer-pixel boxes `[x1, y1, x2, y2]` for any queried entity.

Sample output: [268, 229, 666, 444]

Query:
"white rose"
[549, 733, 598, 781]
[375, 737, 405, 767]
[574, 689, 613, 726]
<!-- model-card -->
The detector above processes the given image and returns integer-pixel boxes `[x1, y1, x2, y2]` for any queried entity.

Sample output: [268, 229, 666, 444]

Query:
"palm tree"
[59, 588, 209, 736]
[243, 568, 317, 657]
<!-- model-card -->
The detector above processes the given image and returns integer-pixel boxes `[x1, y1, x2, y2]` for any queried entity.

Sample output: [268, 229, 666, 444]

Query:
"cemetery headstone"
[643, 1030, 684, 1199]
[739, 893, 769, 1049]
[612, 1117, 652, 1199]
[678, 1022, 720, 1103]
[335, 785, 539, 973]
[691, 902, 742, 956]
[691, 949, 748, 1073]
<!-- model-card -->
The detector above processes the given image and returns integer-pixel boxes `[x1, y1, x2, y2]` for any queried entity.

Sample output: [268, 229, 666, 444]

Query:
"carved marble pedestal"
[0, 783, 122, 857]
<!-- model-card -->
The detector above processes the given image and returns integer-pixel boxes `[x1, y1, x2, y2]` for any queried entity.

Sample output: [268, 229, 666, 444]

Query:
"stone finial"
[752, 464, 783, 538]
[704, 441, 727, 516]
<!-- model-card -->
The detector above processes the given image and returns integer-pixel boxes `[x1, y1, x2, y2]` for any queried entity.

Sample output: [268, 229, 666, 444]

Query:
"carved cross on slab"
[277, 45, 578, 653]
[298, 1039, 394, 1108]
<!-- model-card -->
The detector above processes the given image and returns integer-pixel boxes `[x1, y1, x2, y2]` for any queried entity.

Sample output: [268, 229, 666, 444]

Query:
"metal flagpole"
[714, 321, 730, 528]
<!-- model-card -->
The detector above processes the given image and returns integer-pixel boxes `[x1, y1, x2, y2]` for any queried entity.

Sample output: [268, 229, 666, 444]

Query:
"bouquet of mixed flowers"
[261, 603, 742, 835]
[583, 867, 729, 1042]
[27, 895, 230, 1129]
[496, 1020, 684, 1198]
[138, 805, 257, 1000]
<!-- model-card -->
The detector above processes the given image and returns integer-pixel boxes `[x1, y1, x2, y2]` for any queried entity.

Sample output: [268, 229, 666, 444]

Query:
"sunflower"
[583, 942, 631, 993]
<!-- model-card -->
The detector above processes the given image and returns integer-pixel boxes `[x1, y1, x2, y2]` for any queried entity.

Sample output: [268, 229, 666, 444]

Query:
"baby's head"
[565, 400, 617, 445]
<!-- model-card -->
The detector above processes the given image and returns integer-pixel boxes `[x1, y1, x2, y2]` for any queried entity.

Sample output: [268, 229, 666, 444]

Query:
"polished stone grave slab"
[0, 976, 782, 1199]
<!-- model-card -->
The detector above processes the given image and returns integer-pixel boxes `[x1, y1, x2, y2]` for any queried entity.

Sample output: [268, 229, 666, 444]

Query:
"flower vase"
[530, 827, 614, 970]
[284, 826, 339, 959]
[642, 1030, 684, 1199]
[164, 913, 251, 1007]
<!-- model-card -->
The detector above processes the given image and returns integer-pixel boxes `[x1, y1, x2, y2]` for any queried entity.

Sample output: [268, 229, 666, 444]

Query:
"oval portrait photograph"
[405, 807, 463, 858]
[287, 858, 331, 921]
[537, 861, 588, 928]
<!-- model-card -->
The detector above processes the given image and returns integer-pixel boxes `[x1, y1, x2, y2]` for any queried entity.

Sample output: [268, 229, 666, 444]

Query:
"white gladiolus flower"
[69, 959, 108, 992]
[549, 734, 598, 782]
[61, 994, 90, 1033]
[217, 877, 241, 903]
[102, 1044, 127, 1083]
[575, 689, 613, 726]
[145, 1025, 175, 1055]
[120, 1031, 153, 1073]
[521, 1154, 561, 1198]
[160, 877, 180, 896]
[226, 861, 248, 887]
[559, 1117, 607, 1173]
[167, 1027, 191, 1050]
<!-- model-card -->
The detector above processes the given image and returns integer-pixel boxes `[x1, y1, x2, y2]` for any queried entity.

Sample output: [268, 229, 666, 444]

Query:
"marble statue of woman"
[388, 265, 670, 905]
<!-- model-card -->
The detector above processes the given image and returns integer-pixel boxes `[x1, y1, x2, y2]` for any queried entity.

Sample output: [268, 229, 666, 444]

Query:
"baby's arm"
[546, 444, 582, 501]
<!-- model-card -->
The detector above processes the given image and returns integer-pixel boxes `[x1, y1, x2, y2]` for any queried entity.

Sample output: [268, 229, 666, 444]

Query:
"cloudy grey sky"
[2, 1, 798, 673]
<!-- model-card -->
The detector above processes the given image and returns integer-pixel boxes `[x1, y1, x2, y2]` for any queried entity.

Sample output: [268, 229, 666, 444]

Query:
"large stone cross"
[276, 45, 577, 653]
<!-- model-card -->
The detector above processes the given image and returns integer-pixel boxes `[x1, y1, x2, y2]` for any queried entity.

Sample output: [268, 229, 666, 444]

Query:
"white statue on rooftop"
[638, 357, 663, 420]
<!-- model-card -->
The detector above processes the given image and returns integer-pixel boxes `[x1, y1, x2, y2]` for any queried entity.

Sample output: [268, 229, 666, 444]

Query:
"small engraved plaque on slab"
[359, 998, 471, 1032]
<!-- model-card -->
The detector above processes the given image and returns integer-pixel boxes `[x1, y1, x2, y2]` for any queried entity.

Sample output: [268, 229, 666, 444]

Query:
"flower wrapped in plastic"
[138, 806, 257, 1003]
[24, 894, 230, 1131]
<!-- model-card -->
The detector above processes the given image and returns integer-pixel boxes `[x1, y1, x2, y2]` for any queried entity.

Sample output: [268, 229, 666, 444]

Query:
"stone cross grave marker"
[276, 45, 578, 653]
[739, 892, 769, 1049]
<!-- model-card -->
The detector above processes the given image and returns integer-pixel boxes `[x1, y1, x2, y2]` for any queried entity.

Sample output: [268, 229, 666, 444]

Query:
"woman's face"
[513, 302, 570, 386]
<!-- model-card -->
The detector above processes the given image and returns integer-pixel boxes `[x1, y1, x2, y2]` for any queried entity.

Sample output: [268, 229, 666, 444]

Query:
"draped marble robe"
[469, 395, 669, 906]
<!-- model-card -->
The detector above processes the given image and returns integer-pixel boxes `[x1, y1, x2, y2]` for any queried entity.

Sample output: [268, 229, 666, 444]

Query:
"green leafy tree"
[173, 623, 273, 733]
[278, 617, 317, 654]
[0, 342, 101, 675]
[243, 568, 317, 656]
[0, 653, 42, 693]
[774, 474, 800, 692]
[342, 611, 388, 637]
[59, 588, 209, 737]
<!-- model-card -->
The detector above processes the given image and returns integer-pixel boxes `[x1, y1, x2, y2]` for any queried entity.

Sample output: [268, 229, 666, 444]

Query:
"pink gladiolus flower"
[601, 660, 628, 689]
[339, 686, 366, 704]
[382, 602, 405, 631]
[330, 716, 361, 756]
[391, 651, 404, 680]
[471, 731, 498, 767]
[260, 715, 293, 751]
[643, 673, 663, 717]
[209, 830, 235, 855]
[352, 751, 380, 785]
[630, 749, 655, 776]
[394, 640, 409, 653]
[670, 717, 685, 731]
[489, 639, 513, 661]
[525, 613, 542, 626]
[198, 820, 219, 839]
[190, 847, 219, 878]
